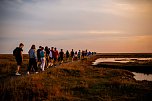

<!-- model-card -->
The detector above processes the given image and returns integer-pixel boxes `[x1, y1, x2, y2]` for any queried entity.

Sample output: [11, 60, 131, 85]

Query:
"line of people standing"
[13, 43, 95, 75]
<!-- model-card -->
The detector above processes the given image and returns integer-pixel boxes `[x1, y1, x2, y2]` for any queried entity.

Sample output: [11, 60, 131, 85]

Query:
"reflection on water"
[132, 72, 152, 81]
[92, 58, 152, 65]
[92, 58, 152, 81]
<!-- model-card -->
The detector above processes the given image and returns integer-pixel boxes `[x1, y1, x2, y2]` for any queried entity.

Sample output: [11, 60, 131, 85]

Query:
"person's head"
[41, 47, 44, 50]
[55, 47, 57, 50]
[51, 47, 54, 50]
[19, 43, 24, 48]
[79, 50, 81, 52]
[72, 49, 73, 51]
[45, 46, 48, 50]
[39, 46, 42, 49]
[61, 49, 63, 52]
[31, 45, 36, 49]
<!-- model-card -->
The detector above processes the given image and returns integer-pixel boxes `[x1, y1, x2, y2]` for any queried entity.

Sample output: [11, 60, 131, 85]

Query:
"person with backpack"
[88, 51, 92, 56]
[82, 50, 85, 59]
[37, 46, 42, 62]
[40, 47, 46, 71]
[27, 45, 38, 75]
[70, 49, 74, 62]
[59, 49, 64, 64]
[66, 50, 70, 62]
[74, 51, 78, 60]
[37, 46, 42, 68]
[78, 50, 81, 60]
[13, 43, 24, 76]
[49, 47, 54, 67]
[45, 46, 50, 68]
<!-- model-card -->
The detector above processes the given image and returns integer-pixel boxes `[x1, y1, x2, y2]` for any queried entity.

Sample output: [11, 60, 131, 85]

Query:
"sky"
[0, 0, 152, 53]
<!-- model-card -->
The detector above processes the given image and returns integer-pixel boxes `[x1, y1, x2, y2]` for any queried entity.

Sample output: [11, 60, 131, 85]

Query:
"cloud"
[1, 0, 152, 34]
[118, 0, 152, 4]
[0, 0, 152, 53]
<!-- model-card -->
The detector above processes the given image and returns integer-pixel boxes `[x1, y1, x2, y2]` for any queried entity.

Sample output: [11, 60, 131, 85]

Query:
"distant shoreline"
[96, 53, 152, 58]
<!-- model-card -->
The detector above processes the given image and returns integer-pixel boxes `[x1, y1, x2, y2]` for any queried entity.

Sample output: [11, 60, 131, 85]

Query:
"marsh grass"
[0, 54, 152, 101]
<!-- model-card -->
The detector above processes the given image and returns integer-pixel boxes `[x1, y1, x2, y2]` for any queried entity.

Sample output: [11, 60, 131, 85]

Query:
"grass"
[0, 54, 152, 101]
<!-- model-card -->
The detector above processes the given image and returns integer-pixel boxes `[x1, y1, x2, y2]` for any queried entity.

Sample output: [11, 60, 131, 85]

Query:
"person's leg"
[72, 56, 74, 62]
[47, 57, 50, 67]
[66, 56, 68, 62]
[32, 59, 36, 72]
[15, 65, 21, 75]
[43, 58, 45, 71]
[51, 58, 54, 66]
[46, 57, 50, 68]
[27, 59, 32, 74]
[61, 57, 63, 64]
[59, 57, 61, 64]
[38, 58, 42, 68]
[79, 55, 81, 60]
[66, 57, 67, 62]
[45, 57, 48, 68]
[40, 58, 43, 70]
[82, 55, 84, 59]
[33, 59, 38, 73]
[16, 59, 22, 75]
[37, 58, 41, 68]
[41, 58, 45, 71]
[49, 58, 52, 67]
[67, 56, 69, 62]
[16, 65, 20, 73]
[54, 58, 56, 66]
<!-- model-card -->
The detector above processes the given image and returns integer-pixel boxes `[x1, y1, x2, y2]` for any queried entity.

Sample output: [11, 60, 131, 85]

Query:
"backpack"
[13, 47, 19, 57]
[37, 49, 41, 57]
[40, 51, 44, 57]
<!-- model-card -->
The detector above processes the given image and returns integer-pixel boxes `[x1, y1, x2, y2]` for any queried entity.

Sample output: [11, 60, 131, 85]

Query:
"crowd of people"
[13, 43, 96, 76]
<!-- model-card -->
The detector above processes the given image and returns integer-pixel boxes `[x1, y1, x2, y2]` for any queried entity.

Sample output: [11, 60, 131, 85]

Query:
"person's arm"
[34, 50, 37, 61]
[57, 51, 59, 56]
[28, 50, 30, 57]
[56, 51, 58, 58]
[21, 51, 23, 62]
[44, 51, 46, 57]
[34, 50, 37, 59]
[58, 52, 60, 57]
